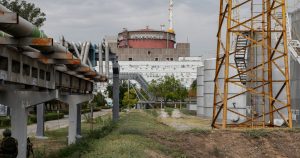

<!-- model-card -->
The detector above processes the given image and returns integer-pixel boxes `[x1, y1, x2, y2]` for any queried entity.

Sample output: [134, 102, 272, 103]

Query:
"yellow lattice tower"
[212, 0, 292, 128]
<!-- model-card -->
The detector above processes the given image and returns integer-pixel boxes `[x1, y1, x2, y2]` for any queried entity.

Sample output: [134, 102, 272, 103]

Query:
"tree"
[148, 76, 188, 104]
[1, 0, 46, 27]
[188, 79, 197, 98]
[106, 81, 132, 109]
[91, 92, 107, 107]
[122, 89, 138, 109]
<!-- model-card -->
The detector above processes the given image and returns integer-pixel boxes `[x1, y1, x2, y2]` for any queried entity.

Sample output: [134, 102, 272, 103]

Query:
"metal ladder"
[234, 32, 249, 85]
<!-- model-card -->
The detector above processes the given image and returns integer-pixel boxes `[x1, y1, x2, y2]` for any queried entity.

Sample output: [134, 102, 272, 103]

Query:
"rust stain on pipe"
[32, 38, 53, 46]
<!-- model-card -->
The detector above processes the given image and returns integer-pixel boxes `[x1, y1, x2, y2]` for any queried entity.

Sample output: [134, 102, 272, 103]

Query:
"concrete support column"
[36, 103, 45, 138]
[68, 103, 79, 145]
[10, 103, 28, 158]
[112, 59, 120, 121]
[59, 94, 92, 145]
[99, 43, 103, 75]
[76, 104, 81, 136]
[105, 41, 109, 76]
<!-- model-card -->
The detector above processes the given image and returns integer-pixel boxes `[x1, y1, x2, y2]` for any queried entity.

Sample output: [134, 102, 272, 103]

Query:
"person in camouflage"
[0, 129, 18, 158]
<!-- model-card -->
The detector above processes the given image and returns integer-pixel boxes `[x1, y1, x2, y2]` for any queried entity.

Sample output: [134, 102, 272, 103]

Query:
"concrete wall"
[109, 42, 190, 61]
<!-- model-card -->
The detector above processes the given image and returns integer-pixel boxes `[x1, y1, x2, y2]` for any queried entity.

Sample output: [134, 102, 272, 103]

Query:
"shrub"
[28, 112, 64, 124]
[0, 117, 11, 127]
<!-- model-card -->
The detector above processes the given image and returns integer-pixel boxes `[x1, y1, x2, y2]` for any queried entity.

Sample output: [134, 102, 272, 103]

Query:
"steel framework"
[212, 0, 293, 128]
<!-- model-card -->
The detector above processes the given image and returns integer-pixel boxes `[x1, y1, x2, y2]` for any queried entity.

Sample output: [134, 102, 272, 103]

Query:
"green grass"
[82, 111, 183, 158]
[33, 111, 187, 158]
[32, 115, 113, 158]
[144, 109, 159, 117]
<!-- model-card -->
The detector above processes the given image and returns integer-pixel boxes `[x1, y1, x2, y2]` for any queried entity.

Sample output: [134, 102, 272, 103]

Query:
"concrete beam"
[15, 90, 58, 108]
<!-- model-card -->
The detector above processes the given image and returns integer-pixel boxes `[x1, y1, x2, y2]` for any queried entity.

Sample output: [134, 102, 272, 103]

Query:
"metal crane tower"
[212, 0, 292, 128]
[168, 0, 175, 33]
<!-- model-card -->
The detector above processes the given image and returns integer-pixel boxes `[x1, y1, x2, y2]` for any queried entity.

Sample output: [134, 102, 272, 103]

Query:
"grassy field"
[81, 110, 185, 158]
[30, 109, 300, 158]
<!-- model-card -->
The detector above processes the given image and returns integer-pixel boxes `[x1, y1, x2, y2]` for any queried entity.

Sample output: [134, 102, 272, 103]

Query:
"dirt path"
[0, 109, 111, 136]
[156, 110, 300, 157]
[159, 109, 211, 131]
[147, 129, 300, 158]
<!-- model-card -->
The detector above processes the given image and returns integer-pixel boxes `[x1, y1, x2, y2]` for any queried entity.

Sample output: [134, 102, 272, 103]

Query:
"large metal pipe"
[82, 42, 90, 65]
[0, 4, 102, 81]
[0, 4, 44, 38]
[71, 42, 81, 58]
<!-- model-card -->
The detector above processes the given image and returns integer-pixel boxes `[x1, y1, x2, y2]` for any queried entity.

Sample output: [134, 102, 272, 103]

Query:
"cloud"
[23, 0, 219, 57]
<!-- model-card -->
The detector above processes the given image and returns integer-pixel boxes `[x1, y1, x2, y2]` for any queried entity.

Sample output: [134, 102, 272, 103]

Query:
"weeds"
[144, 109, 159, 117]
[38, 117, 116, 158]
[287, 128, 300, 133]
[165, 107, 174, 116]
[188, 128, 211, 135]
[242, 129, 269, 138]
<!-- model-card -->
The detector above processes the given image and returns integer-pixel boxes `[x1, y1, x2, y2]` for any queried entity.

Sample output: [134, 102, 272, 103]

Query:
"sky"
[24, 0, 220, 57]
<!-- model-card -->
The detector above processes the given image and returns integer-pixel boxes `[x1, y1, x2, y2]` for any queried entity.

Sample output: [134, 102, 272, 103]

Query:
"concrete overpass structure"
[0, 4, 121, 158]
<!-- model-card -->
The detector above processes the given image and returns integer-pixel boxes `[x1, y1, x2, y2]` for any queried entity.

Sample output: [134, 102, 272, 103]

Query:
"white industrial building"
[97, 57, 203, 88]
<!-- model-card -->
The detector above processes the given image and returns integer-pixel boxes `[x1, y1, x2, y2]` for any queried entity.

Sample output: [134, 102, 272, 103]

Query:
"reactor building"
[107, 27, 190, 61]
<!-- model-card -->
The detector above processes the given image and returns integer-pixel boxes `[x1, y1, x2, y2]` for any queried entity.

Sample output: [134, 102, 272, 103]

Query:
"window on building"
[128, 58, 133, 61]
[0, 56, 8, 71]
[46, 72, 51, 81]
[147, 51, 151, 55]
[155, 58, 159, 61]
[32, 67, 38, 78]
[39, 69, 45, 80]
[23, 64, 30, 76]
[170, 58, 174, 61]
[166, 58, 169, 61]
[12, 60, 20, 73]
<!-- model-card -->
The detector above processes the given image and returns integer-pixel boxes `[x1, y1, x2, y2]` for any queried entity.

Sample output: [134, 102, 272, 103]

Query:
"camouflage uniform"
[0, 137, 18, 158]
[0, 129, 18, 158]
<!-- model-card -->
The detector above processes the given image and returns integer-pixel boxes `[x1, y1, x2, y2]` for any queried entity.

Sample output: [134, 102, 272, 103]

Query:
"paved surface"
[0, 109, 111, 137]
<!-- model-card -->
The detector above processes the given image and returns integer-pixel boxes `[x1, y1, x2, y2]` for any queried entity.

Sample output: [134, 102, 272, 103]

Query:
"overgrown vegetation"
[34, 116, 115, 158]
